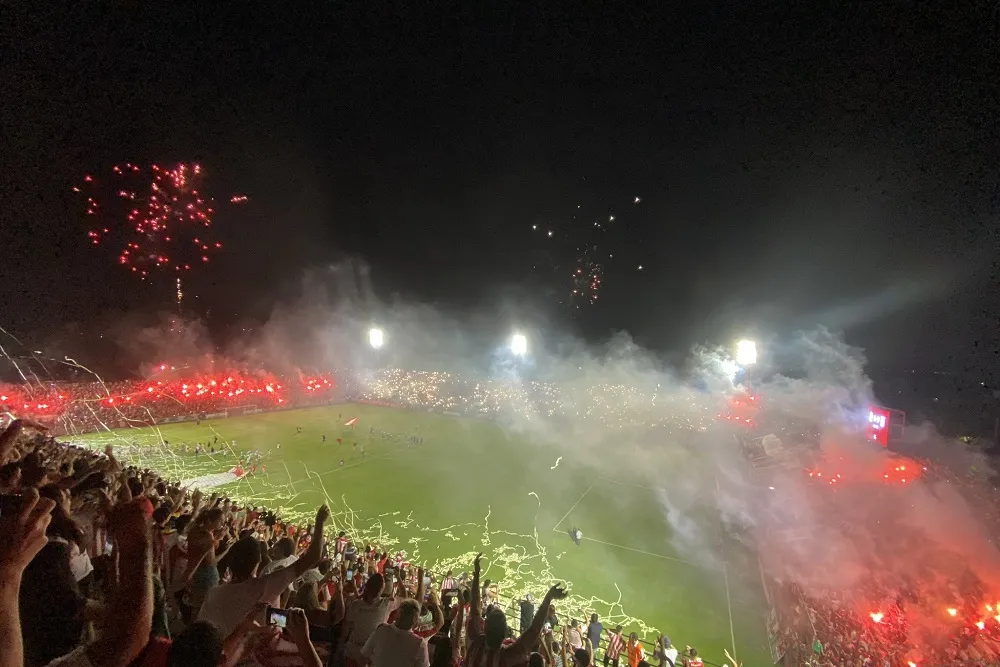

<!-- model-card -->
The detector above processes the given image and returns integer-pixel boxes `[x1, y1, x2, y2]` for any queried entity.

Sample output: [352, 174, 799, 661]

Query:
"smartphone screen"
[267, 607, 289, 628]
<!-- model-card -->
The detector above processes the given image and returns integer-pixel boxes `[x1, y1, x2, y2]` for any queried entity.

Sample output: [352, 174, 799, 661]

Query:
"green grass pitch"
[72, 403, 772, 666]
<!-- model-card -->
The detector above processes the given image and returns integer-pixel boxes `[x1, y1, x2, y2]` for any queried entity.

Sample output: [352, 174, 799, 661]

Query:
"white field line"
[578, 535, 702, 567]
[552, 484, 594, 533]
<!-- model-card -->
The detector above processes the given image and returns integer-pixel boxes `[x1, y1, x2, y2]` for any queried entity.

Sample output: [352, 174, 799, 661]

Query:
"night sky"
[2, 3, 998, 377]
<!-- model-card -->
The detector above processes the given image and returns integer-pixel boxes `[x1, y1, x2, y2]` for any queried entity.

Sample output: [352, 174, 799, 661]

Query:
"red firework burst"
[76, 163, 243, 280]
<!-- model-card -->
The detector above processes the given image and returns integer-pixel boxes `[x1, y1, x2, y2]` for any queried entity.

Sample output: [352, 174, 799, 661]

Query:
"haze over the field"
[19, 259, 999, 652]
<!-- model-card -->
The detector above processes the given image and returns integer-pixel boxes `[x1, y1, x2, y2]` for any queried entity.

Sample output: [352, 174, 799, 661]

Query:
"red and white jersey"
[335, 536, 348, 554]
[606, 632, 625, 660]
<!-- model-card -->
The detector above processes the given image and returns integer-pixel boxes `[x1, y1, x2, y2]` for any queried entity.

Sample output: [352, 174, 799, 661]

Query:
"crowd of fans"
[2, 368, 719, 438]
[754, 454, 1000, 665]
[0, 417, 710, 667]
[766, 577, 1000, 666]
[0, 372, 338, 435]
[7, 367, 1000, 666]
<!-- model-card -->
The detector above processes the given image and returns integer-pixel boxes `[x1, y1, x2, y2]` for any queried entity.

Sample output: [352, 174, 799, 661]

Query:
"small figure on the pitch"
[339, 458, 345, 467]
[322, 434, 326, 443]
[296, 426, 303, 434]
[569, 526, 582, 547]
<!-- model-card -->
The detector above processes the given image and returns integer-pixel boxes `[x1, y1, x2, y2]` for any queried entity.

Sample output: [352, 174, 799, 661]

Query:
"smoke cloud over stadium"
[6, 257, 997, 662]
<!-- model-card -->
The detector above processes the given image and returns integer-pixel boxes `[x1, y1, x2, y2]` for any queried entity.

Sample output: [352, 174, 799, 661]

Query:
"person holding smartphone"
[197, 504, 330, 638]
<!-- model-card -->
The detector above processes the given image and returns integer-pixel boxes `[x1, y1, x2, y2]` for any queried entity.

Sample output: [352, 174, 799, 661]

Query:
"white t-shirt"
[361, 623, 429, 667]
[260, 554, 299, 597]
[260, 554, 298, 576]
[346, 596, 402, 647]
[662, 646, 679, 667]
[298, 567, 324, 586]
[197, 566, 299, 637]
[49, 537, 94, 582]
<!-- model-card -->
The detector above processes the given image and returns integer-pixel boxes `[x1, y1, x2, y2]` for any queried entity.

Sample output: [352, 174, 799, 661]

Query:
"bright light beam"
[735, 339, 757, 366]
[511, 333, 527, 356]
[368, 327, 384, 349]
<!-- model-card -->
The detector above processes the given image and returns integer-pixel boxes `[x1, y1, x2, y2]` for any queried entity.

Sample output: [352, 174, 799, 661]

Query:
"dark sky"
[2, 3, 998, 376]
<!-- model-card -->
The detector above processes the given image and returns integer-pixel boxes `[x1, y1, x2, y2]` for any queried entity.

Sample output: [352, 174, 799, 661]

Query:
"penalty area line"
[596, 475, 667, 492]
[577, 535, 703, 567]
[552, 484, 593, 533]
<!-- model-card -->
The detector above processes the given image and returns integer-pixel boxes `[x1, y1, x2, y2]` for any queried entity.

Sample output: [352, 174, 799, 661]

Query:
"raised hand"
[315, 504, 330, 525]
[546, 583, 568, 601]
[0, 488, 55, 576]
[286, 607, 311, 645]
[107, 498, 151, 549]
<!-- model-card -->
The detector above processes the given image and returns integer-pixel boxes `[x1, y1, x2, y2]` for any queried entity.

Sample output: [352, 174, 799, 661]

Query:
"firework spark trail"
[76, 163, 239, 282]
[0, 342, 30, 385]
[57, 356, 144, 439]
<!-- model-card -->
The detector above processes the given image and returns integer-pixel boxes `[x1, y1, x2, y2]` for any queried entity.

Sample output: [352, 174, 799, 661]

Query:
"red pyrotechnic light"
[946, 607, 958, 617]
[870, 612, 884, 623]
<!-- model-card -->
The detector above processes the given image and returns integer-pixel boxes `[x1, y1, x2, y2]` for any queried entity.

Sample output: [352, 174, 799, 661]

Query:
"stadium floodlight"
[736, 339, 757, 366]
[511, 333, 528, 356]
[368, 327, 384, 350]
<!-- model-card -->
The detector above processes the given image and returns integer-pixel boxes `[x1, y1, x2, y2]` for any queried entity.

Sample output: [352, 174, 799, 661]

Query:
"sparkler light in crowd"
[510, 333, 528, 356]
[76, 162, 242, 281]
[368, 327, 384, 349]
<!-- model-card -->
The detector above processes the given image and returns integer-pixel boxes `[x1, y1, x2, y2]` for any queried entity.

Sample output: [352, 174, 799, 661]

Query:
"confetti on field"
[551, 456, 563, 469]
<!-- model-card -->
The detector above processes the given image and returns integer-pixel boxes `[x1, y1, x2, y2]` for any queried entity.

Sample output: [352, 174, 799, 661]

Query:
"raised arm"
[86, 499, 154, 667]
[328, 576, 346, 627]
[0, 489, 54, 667]
[415, 566, 427, 604]
[539, 631, 553, 667]
[293, 505, 330, 576]
[511, 584, 568, 656]
[469, 553, 484, 633]
[175, 532, 212, 590]
[450, 596, 466, 666]
[426, 589, 445, 634]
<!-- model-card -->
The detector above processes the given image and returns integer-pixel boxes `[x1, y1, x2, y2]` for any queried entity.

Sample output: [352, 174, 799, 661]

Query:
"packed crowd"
[0, 372, 338, 436]
[757, 459, 1000, 665]
[11, 366, 1000, 666]
[765, 562, 1000, 666]
[1, 369, 718, 438]
[0, 417, 709, 667]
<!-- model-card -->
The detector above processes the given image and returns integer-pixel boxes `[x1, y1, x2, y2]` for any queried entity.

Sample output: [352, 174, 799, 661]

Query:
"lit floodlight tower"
[368, 327, 384, 350]
[511, 333, 528, 357]
[736, 339, 757, 366]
